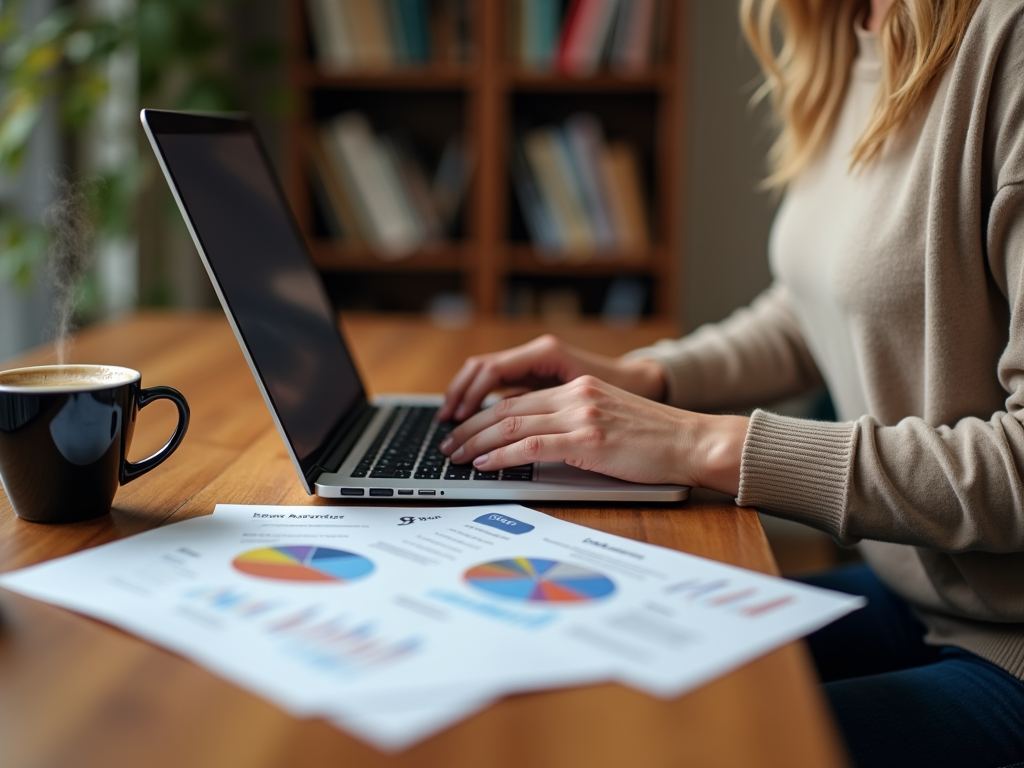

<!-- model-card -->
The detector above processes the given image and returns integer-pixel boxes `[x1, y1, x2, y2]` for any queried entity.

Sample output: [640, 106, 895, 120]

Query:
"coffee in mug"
[0, 364, 189, 523]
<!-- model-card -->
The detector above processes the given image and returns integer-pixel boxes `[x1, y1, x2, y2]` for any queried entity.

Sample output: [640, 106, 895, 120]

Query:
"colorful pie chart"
[232, 546, 374, 583]
[464, 557, 616, 604]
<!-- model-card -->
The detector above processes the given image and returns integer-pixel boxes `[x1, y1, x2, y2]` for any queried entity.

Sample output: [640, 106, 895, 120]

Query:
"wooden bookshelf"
[285, 1, 686, 321]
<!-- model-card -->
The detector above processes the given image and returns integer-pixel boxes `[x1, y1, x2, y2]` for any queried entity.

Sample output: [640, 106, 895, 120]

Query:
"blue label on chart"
[473, 513, 535, 535]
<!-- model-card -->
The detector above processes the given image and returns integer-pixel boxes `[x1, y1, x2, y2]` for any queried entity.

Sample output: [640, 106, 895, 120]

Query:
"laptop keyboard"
[349, 406, 534, 482]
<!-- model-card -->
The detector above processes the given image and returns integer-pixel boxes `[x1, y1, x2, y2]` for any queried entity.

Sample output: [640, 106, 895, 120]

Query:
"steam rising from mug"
[44, 172, 95, 365]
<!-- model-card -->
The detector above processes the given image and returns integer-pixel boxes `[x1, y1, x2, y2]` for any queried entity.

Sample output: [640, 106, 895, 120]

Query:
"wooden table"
[0, 311, 847, 768]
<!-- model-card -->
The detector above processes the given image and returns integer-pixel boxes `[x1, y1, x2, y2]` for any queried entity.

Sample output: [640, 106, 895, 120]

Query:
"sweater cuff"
[737, 409, 857, 539]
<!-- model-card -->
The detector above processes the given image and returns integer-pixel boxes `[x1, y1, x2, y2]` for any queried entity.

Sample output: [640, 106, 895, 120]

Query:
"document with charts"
[0, 504, 863, 750]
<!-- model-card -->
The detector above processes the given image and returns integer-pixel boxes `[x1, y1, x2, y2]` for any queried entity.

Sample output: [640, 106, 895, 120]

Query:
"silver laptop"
[141, 109, 688, 503]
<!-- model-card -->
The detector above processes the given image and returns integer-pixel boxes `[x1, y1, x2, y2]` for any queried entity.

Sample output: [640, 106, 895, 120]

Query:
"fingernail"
[473, 453, 489, 467]
[451, 447, 466, 463]
[439, 436, 453, 454]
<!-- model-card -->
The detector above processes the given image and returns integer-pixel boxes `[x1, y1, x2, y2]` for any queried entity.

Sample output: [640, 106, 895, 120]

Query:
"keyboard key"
[473, 471, 500, 480]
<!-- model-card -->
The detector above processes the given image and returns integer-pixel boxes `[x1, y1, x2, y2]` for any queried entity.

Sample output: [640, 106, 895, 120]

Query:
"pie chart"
[464, 557, 616, 604]
[232, 546, 374, 583]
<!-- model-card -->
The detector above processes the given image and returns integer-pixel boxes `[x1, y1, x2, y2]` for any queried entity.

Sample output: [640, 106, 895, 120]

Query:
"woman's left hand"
[439, 375, 749, 496]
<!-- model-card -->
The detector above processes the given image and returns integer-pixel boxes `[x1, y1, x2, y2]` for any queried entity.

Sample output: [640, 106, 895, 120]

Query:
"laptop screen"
[144, 111, 365, 476]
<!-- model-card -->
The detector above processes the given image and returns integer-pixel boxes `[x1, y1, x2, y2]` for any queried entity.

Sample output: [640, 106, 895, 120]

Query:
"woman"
[437, 0, 1024, 765]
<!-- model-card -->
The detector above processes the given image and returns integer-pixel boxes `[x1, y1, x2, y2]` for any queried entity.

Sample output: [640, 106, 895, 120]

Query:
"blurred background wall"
[684, 1, 774, 332]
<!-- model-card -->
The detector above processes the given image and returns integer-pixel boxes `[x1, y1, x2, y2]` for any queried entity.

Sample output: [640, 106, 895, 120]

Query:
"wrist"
[694, 414, 749, 497]
[620, 357, 667, 401]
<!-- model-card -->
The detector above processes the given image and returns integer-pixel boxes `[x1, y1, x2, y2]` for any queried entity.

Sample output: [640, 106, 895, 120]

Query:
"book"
[308, 151, 345, 239]
[382, 134, 445, 241]
[398, 0, 432, 63]
[599, 141, 649, 254]
[310, 133, 366, 241]
[523, 128, 594, 256]
[520, 0, 561, 69]
[432, 133, 473, 235]
[375, 135, 427, 245]
[510, 138, 560, 254]
[563, 114, 617, 253]
[306, 0, 354, 69]
[612, 0, 658, 72]
[555, 0, 585, 72]
[384, 0, 411, 63]
[350, 0, 393, 67]
[558, 0, 620, 76]
[326, 113, 421, 257]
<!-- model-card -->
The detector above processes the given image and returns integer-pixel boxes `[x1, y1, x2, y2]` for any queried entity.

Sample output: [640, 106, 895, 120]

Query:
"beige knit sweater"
[630, 0, 1024, 679]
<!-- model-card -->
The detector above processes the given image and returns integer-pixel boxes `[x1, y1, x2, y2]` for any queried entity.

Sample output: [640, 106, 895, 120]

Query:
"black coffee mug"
[0, 364, 189, 523]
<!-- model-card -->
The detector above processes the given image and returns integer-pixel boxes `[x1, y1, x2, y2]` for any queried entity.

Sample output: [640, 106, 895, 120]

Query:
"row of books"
[509, 0, 666, 75]
[306, 0, 471, 69]
[512, 114, 650, 260]
[310, 112, 472, 257]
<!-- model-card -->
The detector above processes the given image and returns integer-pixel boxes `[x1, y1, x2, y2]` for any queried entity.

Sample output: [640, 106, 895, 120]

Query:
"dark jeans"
[799, 564, 1024, 768]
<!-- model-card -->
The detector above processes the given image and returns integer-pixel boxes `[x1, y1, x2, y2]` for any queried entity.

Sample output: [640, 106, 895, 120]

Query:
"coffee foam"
[0, 365, 138, 391]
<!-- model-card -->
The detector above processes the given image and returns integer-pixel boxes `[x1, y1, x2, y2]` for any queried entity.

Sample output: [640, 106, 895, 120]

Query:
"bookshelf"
[285, 1, 685, 321]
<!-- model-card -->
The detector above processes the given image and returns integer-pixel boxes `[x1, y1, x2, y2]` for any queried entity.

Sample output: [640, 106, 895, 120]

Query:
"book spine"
[401, 0, 430, 63]
[524, 128, 593, 256]
[563, 114, 617, 253]
[609, 0, 635, 67]
[311, 132, 367, 241]
[522, 0, 559, 69]
[383, 135, 444, 240]
[432, 134, 473, 235]
[319, 125, 379, 243]
[562, 0, 619, 76]
[386, 0, 411, 64]
[329, 113, 420, 257]
[601, 142, 649, 253]
[305, 0, 335, 65]
[307, 148, 345, 239]
[510, 138, 560, 254]
[555, 0, 586, 72]
[357, 0, 394, 67]
[615, 0, 657, 72]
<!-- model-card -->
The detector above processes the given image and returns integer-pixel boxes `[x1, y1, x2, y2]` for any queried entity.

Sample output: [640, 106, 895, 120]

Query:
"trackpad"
[535, 462, 638, 488]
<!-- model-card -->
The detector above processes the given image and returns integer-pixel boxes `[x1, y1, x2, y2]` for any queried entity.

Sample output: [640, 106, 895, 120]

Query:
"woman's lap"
[798, 564, 1024, 768]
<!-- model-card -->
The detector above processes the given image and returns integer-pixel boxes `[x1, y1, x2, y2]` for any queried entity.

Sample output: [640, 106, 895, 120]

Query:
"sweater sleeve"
[624, 282, 824, 411]
[739, 182, 1024, 556]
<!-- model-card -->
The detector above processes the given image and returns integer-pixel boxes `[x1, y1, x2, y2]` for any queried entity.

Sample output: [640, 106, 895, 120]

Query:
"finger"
[449, 412, 572, 465]
[452, 339, 564, 421]
[471, 432, 581, 471]
[442, 388, 562, 455]
[438, 358, 483, 421]
[450, 352, 531, 421]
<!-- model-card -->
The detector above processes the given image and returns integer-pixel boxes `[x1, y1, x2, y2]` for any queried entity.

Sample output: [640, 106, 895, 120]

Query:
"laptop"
[141, 109, 688, 504]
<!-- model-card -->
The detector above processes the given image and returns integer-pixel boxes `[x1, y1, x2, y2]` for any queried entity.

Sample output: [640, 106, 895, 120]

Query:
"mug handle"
[121, 385, 190, 484]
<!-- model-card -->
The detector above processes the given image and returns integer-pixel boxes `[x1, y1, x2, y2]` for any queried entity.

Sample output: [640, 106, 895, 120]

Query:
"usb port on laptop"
[340, 488, 364, 496]
[369, 488, 394, 497]
[397, 489, 413, 495]
[417, 489, 436, 495]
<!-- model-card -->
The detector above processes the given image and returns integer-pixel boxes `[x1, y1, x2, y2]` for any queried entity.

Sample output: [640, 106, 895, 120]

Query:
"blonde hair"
[740, 0, 981, 188]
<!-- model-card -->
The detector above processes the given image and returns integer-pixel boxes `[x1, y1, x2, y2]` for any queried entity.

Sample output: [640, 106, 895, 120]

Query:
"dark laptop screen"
[146, 112, 364, 469]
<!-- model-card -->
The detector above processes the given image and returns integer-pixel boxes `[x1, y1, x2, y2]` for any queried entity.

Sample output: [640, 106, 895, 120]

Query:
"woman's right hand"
[437, 334, 666, 422]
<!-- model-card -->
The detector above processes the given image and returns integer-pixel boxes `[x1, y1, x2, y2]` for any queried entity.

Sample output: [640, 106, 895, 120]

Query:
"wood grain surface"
[0, 311, 847, 768]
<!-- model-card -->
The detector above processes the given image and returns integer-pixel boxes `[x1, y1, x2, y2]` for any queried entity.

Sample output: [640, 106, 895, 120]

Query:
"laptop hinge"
[306, 402, 378, 486]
